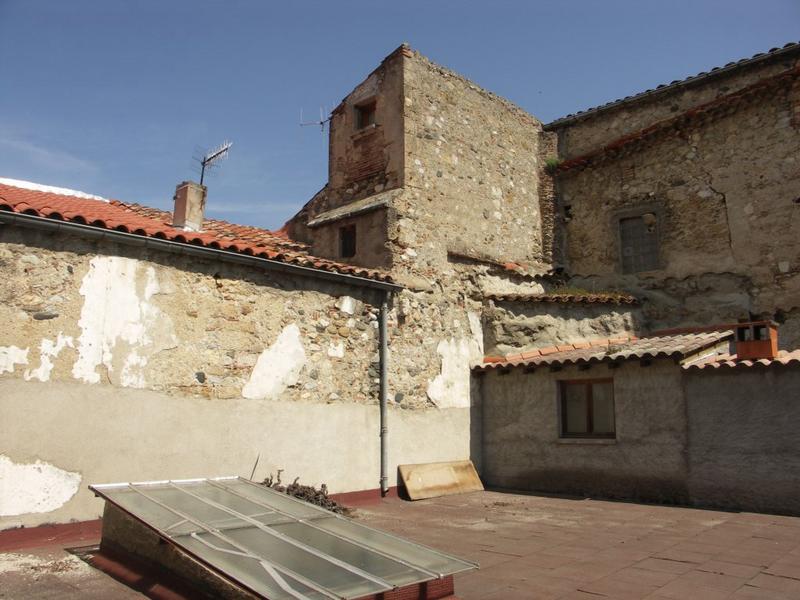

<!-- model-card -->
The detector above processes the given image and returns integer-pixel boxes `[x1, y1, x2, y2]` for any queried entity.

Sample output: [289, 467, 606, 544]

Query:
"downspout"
[379, 292, 390, 495]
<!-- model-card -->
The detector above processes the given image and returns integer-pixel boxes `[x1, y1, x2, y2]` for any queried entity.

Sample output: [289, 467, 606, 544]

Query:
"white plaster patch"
[327, 341, 345, 358]
[0, 455, 81, 516]
[71, 257, 173, 386]
[335, 296, 357, 315]
[24, 333, 74, 382]
[242, 324, 307, 400]
[427, 312, 484, 409]
[0, 346, 28, 375]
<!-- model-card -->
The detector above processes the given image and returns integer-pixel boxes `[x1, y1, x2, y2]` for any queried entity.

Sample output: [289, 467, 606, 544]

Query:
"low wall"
[0, 380, 471, 529]
[479, 361, 689, 504]
[685, 367, 800, 515]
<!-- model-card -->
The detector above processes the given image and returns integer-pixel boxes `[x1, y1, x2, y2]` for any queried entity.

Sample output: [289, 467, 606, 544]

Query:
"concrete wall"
[0, 379, 471, 529]
[555, 58, 800, 347]
[685, 367, 800, 515]
[479, 361, 689, 503]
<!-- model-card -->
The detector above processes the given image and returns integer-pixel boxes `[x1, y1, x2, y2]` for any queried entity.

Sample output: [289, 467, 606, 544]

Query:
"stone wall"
[394, 49, 548, 279]
[0, 225, 488, 527]
[483, 299, 642, 355]
[478, 361, 690, 504]
[554, 62, 800, 347]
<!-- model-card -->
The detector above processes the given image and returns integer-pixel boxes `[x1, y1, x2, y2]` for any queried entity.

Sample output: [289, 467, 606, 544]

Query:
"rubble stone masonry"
[550, 52, 800, 347]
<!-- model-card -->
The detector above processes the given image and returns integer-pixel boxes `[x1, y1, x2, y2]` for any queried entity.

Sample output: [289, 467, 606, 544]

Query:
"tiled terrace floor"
[2, 490, 799, 599]
[355, 491, 800, 599]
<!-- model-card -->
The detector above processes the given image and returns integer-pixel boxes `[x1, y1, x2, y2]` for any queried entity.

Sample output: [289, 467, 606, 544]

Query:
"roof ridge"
[545, 41, 800, 128]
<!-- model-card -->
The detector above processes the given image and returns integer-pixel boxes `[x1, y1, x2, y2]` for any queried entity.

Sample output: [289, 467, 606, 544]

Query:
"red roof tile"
[476, 332, 729, 371]
[684, 349, 800, 370]
[487, 292, 638, 305]
[0, 180, 393, 283]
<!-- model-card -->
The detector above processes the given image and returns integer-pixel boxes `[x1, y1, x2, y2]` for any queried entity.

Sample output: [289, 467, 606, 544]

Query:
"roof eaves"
[544, 41, 800, 129]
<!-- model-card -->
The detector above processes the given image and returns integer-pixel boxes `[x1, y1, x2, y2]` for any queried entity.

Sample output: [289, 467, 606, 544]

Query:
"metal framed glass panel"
[91, 477, 477, 600]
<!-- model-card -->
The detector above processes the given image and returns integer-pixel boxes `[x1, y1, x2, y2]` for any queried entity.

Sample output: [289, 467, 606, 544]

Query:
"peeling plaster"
[242, 324, 307, 400]
[0, 346, 28, 375]
[71, 256, 175, 386]
[0, 455, 81, 516]
[427, 311, 484, 409]
[24, 333, 74, 382]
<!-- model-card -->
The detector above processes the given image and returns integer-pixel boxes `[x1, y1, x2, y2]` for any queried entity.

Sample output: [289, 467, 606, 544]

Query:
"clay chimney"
[172, 181, 207, 232]
[734, 321, 779, 360]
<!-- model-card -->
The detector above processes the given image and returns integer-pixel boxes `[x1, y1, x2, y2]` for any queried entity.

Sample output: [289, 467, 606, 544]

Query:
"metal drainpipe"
[379, 293, 390, 495]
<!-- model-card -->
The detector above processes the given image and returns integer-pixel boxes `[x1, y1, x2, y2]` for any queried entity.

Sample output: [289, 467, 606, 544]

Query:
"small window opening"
[619, 213, 659, 273]
[339, 225, 356, 258]
[560, 380, 615, 438]
[355, 101, 376, 130]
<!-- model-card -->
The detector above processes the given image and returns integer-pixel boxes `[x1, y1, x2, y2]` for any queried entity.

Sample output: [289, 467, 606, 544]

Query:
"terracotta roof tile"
[0, 181, 393, 284]
[476, 332, 730, 371]
[486, 292, 638, 305]
[684, 349, 800, 370]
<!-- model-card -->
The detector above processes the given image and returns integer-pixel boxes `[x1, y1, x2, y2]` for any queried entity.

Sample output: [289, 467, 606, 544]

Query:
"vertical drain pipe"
[379, 293, 390, 496]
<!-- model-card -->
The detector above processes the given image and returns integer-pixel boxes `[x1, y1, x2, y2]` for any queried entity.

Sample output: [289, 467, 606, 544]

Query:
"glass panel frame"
[90, 477, 477, 600]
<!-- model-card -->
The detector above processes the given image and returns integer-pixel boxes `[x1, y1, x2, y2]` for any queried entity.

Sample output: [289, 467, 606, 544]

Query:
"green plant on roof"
[544, 156, 563, 174]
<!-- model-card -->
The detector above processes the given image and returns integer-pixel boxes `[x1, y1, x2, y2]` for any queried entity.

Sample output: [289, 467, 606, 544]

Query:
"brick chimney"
[734, 321, 779, 360]
[172, 181, 207, 232]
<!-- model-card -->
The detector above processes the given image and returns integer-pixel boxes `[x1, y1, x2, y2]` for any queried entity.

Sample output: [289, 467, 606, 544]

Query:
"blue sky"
[1, 1, 798, 229]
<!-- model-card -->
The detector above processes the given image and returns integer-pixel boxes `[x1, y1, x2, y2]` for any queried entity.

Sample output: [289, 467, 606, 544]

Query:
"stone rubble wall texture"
[394, 49, 547, 279]
[483, 300, 642, 356]
[555, 60, 800, 348]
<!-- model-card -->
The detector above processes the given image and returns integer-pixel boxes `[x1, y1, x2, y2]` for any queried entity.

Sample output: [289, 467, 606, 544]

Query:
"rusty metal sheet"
[398, 460, 484, 501]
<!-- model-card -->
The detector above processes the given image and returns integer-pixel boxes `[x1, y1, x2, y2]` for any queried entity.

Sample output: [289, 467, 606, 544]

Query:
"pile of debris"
[261, 470, 349, 515]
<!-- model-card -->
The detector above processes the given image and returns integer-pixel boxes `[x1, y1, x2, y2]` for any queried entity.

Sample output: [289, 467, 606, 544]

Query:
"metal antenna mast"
[300, 106, 331, 132]
[198, 140, 233, 185]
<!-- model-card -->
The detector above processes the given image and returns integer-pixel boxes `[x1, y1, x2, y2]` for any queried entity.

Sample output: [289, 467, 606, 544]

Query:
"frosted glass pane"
[314, 518, 474, 576]
[178, 532, 329, 600]
[272, 521, 429, 587]
[564, 384, 588, 434]
[592, 383, 615, 434]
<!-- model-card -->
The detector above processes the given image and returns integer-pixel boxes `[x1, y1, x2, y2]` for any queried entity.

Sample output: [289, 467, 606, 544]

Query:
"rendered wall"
[685, 367, 800, 515]
[479, 361, 689, 503]
[0, 379, 470, 529]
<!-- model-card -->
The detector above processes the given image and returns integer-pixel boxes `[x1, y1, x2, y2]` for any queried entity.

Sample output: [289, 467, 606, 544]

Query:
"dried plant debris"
[261, 470, 350, 515]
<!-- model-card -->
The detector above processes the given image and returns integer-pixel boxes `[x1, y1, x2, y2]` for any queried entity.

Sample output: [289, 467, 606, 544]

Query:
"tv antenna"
[195, 140, 233, 185]
[300, 106, 331, 132]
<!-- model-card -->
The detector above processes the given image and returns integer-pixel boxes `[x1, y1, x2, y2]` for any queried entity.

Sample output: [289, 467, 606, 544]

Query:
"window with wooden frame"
[355, 100, 376, 130]
[339, 224, 357, 258]
[559, 379, 615, 438]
